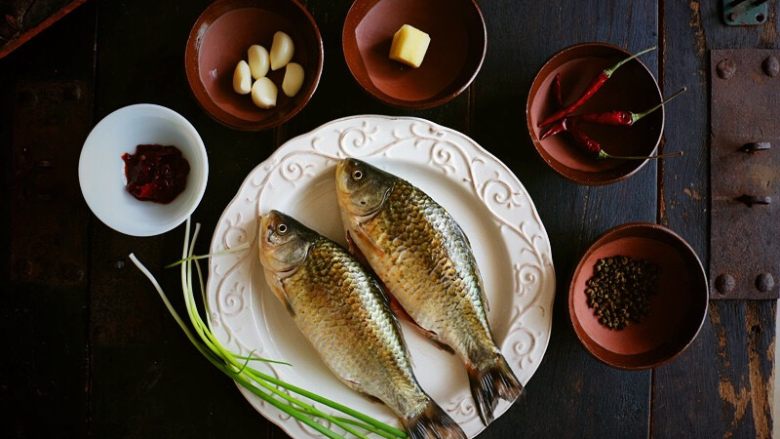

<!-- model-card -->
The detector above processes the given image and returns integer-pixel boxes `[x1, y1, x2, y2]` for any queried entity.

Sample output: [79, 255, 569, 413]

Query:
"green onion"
[129, 218, 407, 439]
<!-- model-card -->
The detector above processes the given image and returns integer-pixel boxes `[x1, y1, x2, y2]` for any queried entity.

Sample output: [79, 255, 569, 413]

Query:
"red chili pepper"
[553, 73, 563, 106]
[540, 117, 570, 140]
[537, 46, 657, 128]
[579, 87, 687, 126]
[539, 87, 687, 140]
[568, 121, 683, 160]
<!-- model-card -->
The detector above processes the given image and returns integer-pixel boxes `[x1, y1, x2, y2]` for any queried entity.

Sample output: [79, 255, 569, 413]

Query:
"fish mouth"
[259, 210, 282, 244]
[334, 159, 353, 194]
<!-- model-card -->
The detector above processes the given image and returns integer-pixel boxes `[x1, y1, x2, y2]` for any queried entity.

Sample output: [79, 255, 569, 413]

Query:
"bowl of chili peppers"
[568, 223, 708, 369]
[526, 43, 685, 185]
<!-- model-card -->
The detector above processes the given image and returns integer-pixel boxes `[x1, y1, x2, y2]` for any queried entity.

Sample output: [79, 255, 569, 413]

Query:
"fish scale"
[336, 159, 523, 426]
[279, 237, 428, 416]
[361, 180, 494, 360]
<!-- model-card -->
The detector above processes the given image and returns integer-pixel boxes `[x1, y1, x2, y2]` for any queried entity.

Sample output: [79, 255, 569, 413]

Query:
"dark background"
[0, 0, 775, 438]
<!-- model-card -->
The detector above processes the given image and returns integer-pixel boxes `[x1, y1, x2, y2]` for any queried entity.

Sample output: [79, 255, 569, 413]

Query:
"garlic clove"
[270, 31, 294, 71]
[251, 77, 278, 109]
[282, 62, 305, 97]
[232, 60, 252, 95]
[247, 44, 270, 79]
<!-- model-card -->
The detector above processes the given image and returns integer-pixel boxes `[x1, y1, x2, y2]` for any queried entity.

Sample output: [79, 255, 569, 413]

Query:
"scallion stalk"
[129, 218, 407, 439]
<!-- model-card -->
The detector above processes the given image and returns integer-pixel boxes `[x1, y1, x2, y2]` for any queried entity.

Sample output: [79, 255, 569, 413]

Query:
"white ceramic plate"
[206, 115, 555, 438]
[79, 104, 209, 236]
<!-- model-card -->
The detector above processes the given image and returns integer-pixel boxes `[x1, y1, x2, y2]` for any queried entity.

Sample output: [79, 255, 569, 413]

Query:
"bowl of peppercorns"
[568, 223, 708, 369]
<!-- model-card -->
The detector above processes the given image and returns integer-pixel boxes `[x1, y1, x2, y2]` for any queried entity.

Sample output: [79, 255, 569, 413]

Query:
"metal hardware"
[716, 59, 737, 79]
[764, 56, 780, 77]
[722, 0, 771, 26]
[740, 142, 772, 153]
[715, 274, 737, 294]
[710, 49, 779, 299]
[756, 273, 775, 292]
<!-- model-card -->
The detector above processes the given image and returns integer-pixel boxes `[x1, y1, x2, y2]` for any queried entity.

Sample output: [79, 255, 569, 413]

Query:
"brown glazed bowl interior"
[342, 0, 486, 110]
[568, 223, 708, 370]
[527, 43, 663, 185]
[185, 0, 323, 131]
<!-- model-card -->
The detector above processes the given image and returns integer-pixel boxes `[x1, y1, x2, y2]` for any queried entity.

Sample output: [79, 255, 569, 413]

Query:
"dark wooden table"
[1, 1, 776, 437]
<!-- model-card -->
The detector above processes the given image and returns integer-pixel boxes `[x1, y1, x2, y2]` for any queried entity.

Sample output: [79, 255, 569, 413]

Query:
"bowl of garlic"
[185, 0, 323, 131]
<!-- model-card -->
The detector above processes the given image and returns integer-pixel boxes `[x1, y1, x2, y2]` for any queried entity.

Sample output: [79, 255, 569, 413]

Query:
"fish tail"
[467, 353, 523, 426]
[403, 399, 466, 439]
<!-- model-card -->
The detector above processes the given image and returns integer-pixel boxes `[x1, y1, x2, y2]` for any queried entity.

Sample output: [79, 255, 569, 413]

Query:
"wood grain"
[652, 1, 777, 438]
[469, 1, 658, 437]
[0, 3, 95, 436]
[0, 0, 776, 437]
[89, 0, 277, 437]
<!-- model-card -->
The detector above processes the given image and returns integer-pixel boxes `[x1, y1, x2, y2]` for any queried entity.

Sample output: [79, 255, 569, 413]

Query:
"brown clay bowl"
[342, 0, 486, 110]
[185, 0, 323, 131]
[527, 43, 664, 185]
[568, 223, 708, 370]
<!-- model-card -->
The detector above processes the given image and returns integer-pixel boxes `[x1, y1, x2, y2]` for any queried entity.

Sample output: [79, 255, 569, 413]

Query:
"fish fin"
[389, 295, 455, 355]
[263, 271, 295, 317]
[346, 230, 371, 267]
[467, 353, 523, 426]
[340, 378, 384, 404]
[403, 398, 466, 439]
[358, 391, 385, 405]
[349, 226, 386, 259]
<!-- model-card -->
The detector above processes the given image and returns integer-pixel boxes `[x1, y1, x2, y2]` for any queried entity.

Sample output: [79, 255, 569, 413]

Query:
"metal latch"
[710, 49, 779, 299]
[722, 0, 770, 26]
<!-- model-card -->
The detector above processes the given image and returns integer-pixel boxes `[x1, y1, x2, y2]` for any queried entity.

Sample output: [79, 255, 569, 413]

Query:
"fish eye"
[352, 169, 363, 181]
[277, 223, 288, 235]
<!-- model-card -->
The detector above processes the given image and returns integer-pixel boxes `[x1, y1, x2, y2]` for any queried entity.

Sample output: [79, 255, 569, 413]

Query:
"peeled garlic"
[247, 45, 270, 79]
[232, 60, 251, 95]
[270, 31, 294, 71]
[282, 63, 305, 97]
[251, 77, 278, 109]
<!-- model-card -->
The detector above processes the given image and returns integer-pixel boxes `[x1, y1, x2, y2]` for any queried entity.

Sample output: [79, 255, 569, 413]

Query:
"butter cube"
[389, 24, 431, 68]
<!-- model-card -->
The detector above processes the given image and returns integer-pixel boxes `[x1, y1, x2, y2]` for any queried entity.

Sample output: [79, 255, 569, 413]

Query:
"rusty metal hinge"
[710, 49, 779, 300]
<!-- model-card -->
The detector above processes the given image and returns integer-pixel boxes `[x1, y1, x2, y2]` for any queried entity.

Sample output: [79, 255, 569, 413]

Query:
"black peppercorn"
[584, 256, 659, 330]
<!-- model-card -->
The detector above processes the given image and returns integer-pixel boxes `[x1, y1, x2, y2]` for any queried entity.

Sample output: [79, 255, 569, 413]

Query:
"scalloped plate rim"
[206, 114, 555, 438]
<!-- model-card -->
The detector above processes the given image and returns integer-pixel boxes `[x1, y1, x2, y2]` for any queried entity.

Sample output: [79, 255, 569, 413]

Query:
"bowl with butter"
[342, 0, 487, 109]
[185, 0, 323, 131]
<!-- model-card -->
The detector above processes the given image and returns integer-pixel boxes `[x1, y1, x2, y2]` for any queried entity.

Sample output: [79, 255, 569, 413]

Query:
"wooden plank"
[88, 0, 281, 437]
[470, 1, 659, 437]
[652, 0, 776, 437]
[0, 2, 95, 436]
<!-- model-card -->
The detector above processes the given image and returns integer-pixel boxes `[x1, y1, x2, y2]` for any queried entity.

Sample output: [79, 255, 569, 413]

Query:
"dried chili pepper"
[539, 117, 571, 140]
[539, 87, 687, 140]
[569, 121, 683, 160]
[553, 72, 563, 106]
[537, 46, 657, 128]
[579, 87, 687, 126]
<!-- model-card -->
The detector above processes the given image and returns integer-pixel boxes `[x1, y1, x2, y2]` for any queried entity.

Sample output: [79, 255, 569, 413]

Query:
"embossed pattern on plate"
[206, 115, 556, 438]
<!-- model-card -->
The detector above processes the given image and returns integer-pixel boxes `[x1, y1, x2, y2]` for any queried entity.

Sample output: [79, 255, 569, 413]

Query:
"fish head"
[258, 210, 316, 276]
[335, 158, 395, 221]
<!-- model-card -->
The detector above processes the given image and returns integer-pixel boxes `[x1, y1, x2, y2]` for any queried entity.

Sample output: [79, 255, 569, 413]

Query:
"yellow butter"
[389, 24, 430, 68]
